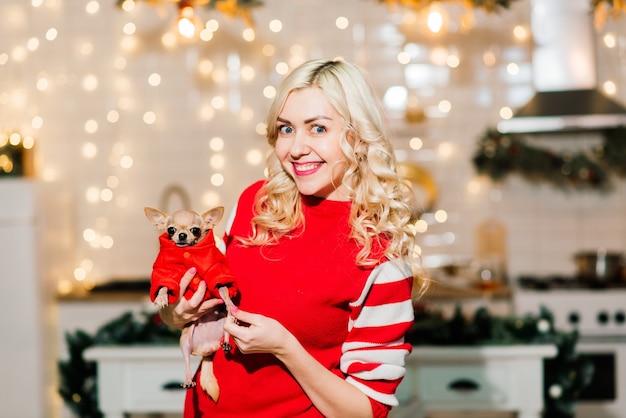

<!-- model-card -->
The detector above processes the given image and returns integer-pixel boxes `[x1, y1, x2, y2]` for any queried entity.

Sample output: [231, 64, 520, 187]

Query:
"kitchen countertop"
[57, 292, 150, 302]
[57, 279, 151, 302]
[421, 280, 511, 300]
[58, 277, 511, 303]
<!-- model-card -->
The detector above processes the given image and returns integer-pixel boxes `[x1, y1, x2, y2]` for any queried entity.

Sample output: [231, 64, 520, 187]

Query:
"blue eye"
[278, 125, 293, 134]
[312, 125, 326, 134]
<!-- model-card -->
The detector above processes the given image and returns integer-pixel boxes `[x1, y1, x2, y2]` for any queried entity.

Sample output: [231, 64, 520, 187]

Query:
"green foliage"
[58, 311, 180, 418]
[60, 306, 592, 418]
[58, 330, 99, 418]
[472, 128, 626, 192]
[406, 305, 594, 418]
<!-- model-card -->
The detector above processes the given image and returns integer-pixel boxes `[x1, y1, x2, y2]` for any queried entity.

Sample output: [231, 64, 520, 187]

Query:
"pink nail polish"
[189, 267, 197, 274]
[231, 306, 239, 313]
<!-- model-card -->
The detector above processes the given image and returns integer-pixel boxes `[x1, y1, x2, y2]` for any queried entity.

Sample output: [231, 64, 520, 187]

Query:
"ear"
[353, 136, 367, 156]
[144, 207, 169, 230]
[202, 206, 225, 230]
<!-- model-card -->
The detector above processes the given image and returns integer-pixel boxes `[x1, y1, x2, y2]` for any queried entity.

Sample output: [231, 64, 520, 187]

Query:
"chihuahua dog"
[144, 206, 238, 401]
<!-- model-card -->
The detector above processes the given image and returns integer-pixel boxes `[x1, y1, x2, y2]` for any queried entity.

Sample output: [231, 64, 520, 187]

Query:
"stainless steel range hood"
[497, 0, 626, 134]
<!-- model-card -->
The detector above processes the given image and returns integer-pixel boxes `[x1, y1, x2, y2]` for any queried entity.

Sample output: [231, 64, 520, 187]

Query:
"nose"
[178, 232, 188, 241]
[289, 131, 311, 158]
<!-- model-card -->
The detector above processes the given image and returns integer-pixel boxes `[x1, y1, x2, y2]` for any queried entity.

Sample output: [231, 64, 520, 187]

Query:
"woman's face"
[274, 87, 351, 201]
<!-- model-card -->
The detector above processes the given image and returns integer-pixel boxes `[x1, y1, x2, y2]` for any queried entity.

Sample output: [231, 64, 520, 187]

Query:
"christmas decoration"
[379, 0, 520, 13]
[407, 305, 594, 418]
[115, 0, 263, 29]
[59, 306, 591, 418]
[472, 128, 626, 192]
[0, 129, 35, 177]
[593, 0, 626, 28]
[58, 311, 180, 418]
[382, 0, 626, 30]
[381, 0, 626, 16]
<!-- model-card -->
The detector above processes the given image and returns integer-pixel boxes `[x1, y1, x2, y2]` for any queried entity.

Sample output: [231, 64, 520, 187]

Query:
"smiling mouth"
[293, 162, 323, 175]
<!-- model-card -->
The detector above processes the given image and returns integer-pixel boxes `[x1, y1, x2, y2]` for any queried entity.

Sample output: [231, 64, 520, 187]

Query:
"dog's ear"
[144, 207, 169, 230]
[202, 206, 225, 230]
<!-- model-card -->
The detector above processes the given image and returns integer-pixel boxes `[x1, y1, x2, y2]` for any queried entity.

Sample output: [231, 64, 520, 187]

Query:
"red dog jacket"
[150, 231, 237, 304]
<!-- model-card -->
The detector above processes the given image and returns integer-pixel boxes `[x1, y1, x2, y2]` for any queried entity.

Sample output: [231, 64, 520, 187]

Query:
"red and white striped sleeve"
[340, 259, 415, 410]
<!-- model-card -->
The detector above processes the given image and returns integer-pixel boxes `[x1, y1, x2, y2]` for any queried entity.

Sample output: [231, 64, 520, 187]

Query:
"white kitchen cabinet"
[57, 294, 159, 418]
[84, 346, 199, 418]
[0, 179, 44, 418]
[393, 345, 557, 418]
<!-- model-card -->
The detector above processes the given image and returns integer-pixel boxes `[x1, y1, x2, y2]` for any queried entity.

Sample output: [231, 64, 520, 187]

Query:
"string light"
[426, 3, 446, 33]
[7, 0, 621, 295]
[0, 129, 35, 176]
[116, 0, 262, 44]
[176, 3, 202, 40]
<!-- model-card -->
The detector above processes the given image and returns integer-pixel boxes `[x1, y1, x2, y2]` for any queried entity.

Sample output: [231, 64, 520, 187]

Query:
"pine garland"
[59, 306, 591, 418]
[379, 0, 519, 13]
[407, 305, 594, 418]
[472, 128, 626, 192]
[381, 0, 626, 17]
[58, 311, 180, 418]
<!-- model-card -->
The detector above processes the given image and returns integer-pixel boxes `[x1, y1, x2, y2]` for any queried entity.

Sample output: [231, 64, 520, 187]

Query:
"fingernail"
[189, 267, 197, 274]
[231, 306, 239, 313]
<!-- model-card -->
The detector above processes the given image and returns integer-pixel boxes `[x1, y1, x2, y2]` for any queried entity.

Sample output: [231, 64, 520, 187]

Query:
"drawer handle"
[448, 378, 480, 392]
[162, 381, 187, 390]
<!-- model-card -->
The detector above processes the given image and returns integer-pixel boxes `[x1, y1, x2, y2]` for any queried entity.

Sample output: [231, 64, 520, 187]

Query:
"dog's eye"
[190, 227, 201, 237]
[167, 226, 176, 236]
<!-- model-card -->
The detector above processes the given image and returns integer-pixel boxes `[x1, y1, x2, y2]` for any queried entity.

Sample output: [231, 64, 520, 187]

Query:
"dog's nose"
[178, 233, 188, 241]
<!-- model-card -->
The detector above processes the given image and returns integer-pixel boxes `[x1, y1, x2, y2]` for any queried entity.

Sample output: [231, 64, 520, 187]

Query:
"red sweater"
[149, 231, 237, 304]
[184, 181, 414, 418]
[184, 182, 413, 418]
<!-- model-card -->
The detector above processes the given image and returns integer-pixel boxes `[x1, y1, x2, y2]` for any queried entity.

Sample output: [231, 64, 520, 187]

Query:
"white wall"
[2, 0, 623, 286]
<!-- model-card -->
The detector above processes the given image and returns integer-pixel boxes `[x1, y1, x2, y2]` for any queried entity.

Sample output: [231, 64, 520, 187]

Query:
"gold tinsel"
[116, 0, 260, 27]
[214, 0, 255, 27]
[593, 0, 626, 28]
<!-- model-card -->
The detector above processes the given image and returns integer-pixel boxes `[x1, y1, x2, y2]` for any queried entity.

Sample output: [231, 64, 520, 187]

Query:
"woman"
[160, 59, 426, 418]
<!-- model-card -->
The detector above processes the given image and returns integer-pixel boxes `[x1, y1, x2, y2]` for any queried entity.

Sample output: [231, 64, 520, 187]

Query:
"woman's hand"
[224, 307, 297, 356]
[225, 306, 373, 418]
[158, 267, 225, 329]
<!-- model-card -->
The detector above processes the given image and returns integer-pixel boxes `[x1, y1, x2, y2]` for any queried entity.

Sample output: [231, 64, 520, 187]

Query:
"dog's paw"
[154, 296, 169, 310]
[221, 340, 232, 353]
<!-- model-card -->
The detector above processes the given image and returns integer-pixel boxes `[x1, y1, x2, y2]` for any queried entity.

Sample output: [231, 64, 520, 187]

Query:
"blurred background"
[2, 0, 626, 417]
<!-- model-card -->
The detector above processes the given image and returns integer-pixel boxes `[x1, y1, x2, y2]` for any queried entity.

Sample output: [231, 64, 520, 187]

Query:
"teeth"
[296, 163, 320, 171]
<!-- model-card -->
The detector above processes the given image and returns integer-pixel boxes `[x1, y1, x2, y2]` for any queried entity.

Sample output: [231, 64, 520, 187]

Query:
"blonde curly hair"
[245, 59, 425, 285]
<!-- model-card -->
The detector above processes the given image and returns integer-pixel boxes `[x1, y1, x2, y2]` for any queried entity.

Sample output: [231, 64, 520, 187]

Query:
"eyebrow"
[276, 116, 332, 124]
